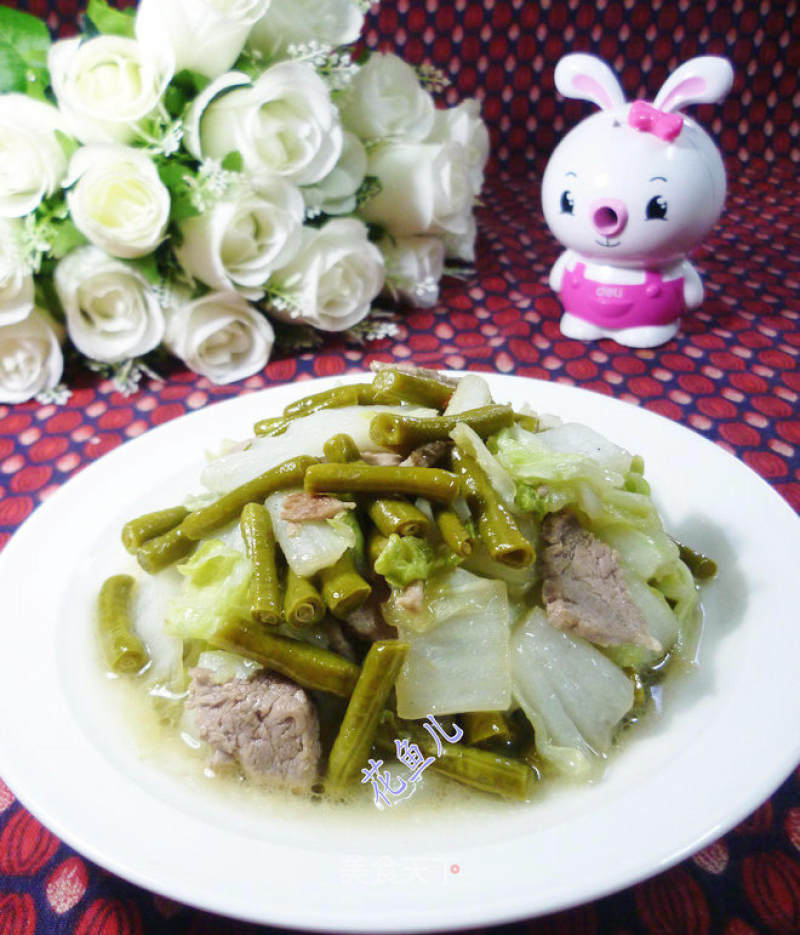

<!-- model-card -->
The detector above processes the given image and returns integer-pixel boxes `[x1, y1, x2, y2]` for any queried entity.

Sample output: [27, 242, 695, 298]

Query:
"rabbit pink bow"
[627, 100, 684, 142]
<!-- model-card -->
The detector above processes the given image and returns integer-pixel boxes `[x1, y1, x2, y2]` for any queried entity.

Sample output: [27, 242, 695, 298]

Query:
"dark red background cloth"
[0, 0, 798, 933]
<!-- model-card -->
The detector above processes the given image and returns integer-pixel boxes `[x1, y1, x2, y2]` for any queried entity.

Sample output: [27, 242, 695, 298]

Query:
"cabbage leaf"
[511, 608, 634, 778]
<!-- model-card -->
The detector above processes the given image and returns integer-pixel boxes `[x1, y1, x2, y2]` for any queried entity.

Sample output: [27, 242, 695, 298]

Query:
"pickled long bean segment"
[323, 433, 361, 464]
[240, 503, 281, 625]
[136, 525, 194, 574]
[320, 551, 371, 619]
[376, 717, 533, 801]
[435, 508, 474, 557]
[462, 711, 513, 747]
[513, 413, 539, 433]
[305, 462, 459, 505]
[427, 739, 533, 801]
[253, 416, 292, 437]
[97, 574, 149, 674]
[122, 505, 189, 554]
[327, 641, 409, 790]
[452, 449, 535, 568]
[211, 619, 360, 696]
[283, 384, 376, 419]
[369, 405, 514, 450]
[676, 541, 718, 580]
[367, 530, 389, 570]
[181, 456, 319, 541]
[284, 568, 325, 627]
[371, 368, 454, 410]
[368, 498, 430, 538]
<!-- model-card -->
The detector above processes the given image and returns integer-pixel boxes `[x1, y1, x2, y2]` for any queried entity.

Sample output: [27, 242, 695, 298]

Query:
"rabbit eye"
[560, 190, 574, 215]
[646, 195, 668, 220]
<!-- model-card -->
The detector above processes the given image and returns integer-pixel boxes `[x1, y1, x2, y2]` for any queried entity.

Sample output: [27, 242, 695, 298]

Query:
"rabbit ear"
[554, 54, 626, 111]
[653, 56, 734, 112]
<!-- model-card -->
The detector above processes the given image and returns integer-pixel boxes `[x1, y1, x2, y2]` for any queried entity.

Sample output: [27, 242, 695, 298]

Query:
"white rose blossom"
[341, 52, 435, 143]
[55, 246, 165, 364]
[270, 218, 384, 332]
[48, 35, 174, 144]
[192, 62, 343, 185]
[0, 308, 63, 404]
[442, 213, 478, 263]
[164, 291, 274, 385]
[359, 141, 472, 237]
[302, 131, 367, 217]
[0, 220, 34, 325]
[176, 176, 304, 299]
[426, 99, 490, 198]
[248, 0, 364, 60]
[0, 95, 69, 218]
[380, 236, 446, 308]
[136, 0, 271, 80]
[66, 145, 170, 260]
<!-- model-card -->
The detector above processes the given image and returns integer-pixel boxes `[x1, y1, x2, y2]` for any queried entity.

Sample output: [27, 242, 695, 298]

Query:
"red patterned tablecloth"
[0, 0, 798, 933]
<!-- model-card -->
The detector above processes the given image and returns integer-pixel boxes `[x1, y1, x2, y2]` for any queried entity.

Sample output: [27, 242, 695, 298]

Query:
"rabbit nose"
[590, 199, 628, 238]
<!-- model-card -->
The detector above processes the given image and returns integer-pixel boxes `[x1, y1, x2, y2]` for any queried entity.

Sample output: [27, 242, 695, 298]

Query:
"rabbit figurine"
[542, 54, 734, 348]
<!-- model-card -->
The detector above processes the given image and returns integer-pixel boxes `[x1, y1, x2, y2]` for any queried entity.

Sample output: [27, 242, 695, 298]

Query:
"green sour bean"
[435, 508, 474, 557]
[323, 433, 361, 464]
[211, 619, 360, 696]
[369, 405, 514, 450]
[368, 498, 430, 538]
[284, 569, 325, 627]
[451, 449, 535, 568]
[319, 552, 371, 619]
[240, 503, 281, 625]
[676, 541, 718, 580]
[122, 505, 189, 553]
[181, 456, 319, 541]
[282, 384, 376, 419]
[370, 368, 454, 410]
[462, 711, 513, 746]
[97, 574, 149, 674]
[253, 416, 292, 437]
[376, 716, 533, 801]
[513, 413, 540, 433]
[326, 641, 409, 790]
[136, 525, 194, 574]
[367, 531, 389, 570]
[305, 462, 459, 505]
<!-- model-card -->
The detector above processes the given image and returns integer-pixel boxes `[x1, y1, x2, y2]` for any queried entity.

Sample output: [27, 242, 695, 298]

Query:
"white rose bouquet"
[0, 0, 489, 403]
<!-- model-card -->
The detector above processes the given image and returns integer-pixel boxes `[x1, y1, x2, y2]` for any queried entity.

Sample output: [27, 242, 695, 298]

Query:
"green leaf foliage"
[156, 160, 200, 223]
[126, 253, 162, 285]
[48, 219, 88, 259]
[84, 0, 136, 38]
[0, 42, 29, 94]
[172, 69, 211, 96]
[221, 150, 244, 173]
[0, 7, 51, 71]
[55, 130, 81, 162]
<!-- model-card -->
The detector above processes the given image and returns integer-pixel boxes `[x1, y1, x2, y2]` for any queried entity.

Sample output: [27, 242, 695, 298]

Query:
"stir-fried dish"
[97, 366, 716, 805]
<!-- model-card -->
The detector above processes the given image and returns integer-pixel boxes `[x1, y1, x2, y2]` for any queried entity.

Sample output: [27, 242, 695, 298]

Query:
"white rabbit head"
[542, 55, 733, 268]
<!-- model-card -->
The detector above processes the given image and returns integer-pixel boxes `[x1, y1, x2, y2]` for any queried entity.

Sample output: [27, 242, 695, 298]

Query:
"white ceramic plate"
[0, 373, 798, 932]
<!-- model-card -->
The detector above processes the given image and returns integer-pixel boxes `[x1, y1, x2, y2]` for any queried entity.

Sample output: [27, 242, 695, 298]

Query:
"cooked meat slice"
[280, 491, 355, 522]
[369, 362, 459, 386]
[394, 580, 425, 614]
[320, 618, 358, 662]
[344, 595, 398, 641]
[400, 440, 451, 468]
[540, 511, 662, 652]
[186, 668, 321, 791]
[361, 450, 404, 466]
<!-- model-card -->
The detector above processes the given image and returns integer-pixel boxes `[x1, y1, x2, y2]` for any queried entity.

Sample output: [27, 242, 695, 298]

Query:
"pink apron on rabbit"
[560, 262, 685, 329]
